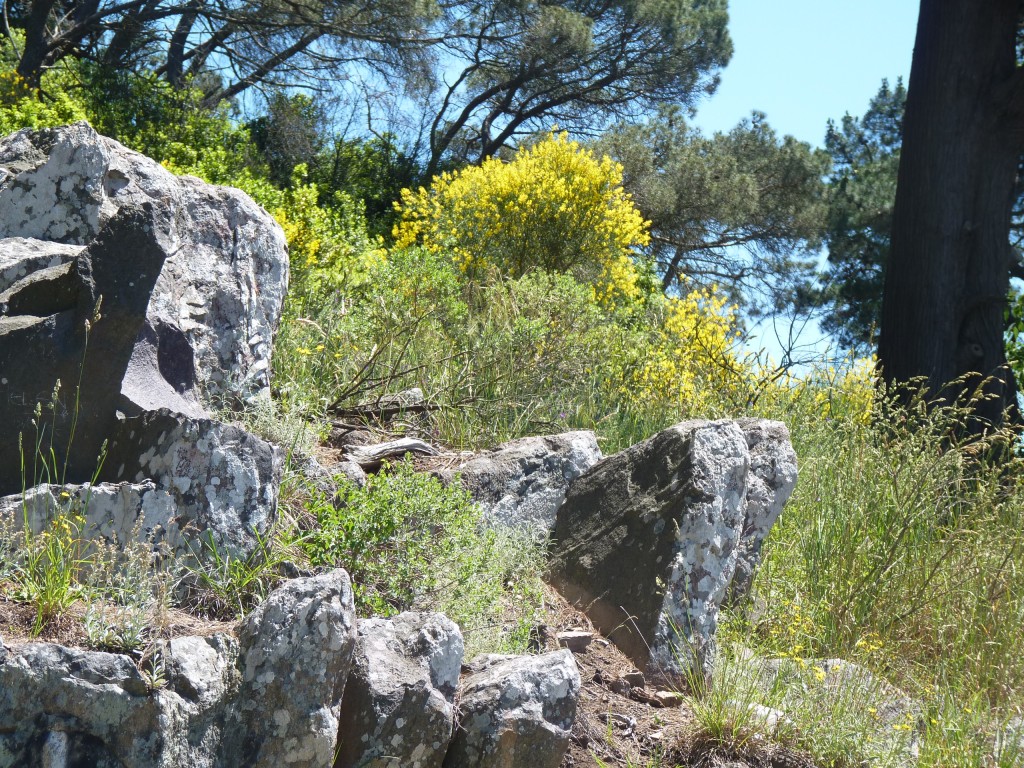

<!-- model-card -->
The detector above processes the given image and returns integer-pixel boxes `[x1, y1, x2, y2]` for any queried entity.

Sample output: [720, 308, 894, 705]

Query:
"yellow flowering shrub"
[270, 168, 386, 300]
[394, 132, 650, 305]
[771, 354, 876, 425]
[619, 285, 745, 415]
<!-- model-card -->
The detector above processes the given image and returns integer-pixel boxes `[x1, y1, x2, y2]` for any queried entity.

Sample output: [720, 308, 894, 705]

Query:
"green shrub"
[302, 460, 544, 655]
[0, 36, 88, 134]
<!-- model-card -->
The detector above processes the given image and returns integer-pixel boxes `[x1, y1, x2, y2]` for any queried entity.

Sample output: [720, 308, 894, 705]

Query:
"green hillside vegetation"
[1, 47, 1022, 767]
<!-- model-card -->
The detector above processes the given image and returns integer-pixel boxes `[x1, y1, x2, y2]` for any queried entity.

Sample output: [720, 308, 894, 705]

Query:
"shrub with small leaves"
[302, 459, 544, 654]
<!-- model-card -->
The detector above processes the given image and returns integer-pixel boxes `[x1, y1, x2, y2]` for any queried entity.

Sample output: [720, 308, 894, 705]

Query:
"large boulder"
[549, 419, 797, 685]
[729, 419, 798, 601]
[221, 569, 358, 768]
[0, 121, 289, 410]
[0, 634, 242, 767]
[452, 431, 602, 533]
[443, 650, 580, 768]
[0, 203, 171, 495]
[336, 612, 463, 768]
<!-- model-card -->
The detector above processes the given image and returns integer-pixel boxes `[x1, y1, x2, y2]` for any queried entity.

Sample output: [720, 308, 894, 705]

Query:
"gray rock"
[297, 453, 368, 496]
[443, 649, 580, 768]
[100, 409, 282, 558]
[729, 419, 798, 602]
[0, 571, 358, 768]
[336, 612, 463, 768]
[160, 634, 243, 766]
[0, 122, 289, 407]
[0, 237, 81, 293]
[121, 317, 207, 419]
[455, 431, 602, 533]
[0, 641, 171, 767]
[724, 701, 792, 734]
[222, 568, 358, 768]
[330, 459, 369, 489]
[0, 203, 170, 496]
[549, 420, 751, 685]
[0, 481, 178, 555]
[0, 413, 282, 562]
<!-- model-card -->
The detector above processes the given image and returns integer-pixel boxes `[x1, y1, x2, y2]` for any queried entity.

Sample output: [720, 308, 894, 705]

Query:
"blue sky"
[693, 0, 920, 363]
[694, 0, 919, 148]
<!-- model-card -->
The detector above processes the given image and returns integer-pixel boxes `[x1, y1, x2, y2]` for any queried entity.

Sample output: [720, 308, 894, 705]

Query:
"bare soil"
[536, 588, 819, 768]
[0, 586, 236, 651]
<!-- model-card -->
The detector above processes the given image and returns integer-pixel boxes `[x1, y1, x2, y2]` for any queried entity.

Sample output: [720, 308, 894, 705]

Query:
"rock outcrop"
[336, 612, 463, 768]
[549, 419, 797, 685]
[0, 126, 599, 768]
[0, 202, 171, 494]
[443, 650, 580, 768]
[0, 578, 590, 768]
[0, 123, 289, 557]
[0, 122, 288, 409]
[0, 571, 355, 768]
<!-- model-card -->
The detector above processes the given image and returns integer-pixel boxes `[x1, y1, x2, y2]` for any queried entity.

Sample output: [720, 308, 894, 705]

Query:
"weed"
[179, 529, 294, 620]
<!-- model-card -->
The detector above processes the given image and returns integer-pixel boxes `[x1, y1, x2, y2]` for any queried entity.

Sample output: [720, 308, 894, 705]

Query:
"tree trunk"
[879, 0, 1023, 431]
[16, 0, 57, 89]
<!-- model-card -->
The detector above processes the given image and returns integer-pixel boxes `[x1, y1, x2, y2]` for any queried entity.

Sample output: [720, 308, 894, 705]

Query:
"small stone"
[609, 678, 631, 695]
[556, 631, 593, 653]
[622, 670, 645, 688]
[653, 691, 685, 708]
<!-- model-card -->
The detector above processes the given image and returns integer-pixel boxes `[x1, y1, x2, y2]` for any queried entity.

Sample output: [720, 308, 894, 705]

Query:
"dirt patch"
[531, 588, 693, 767]
[536, 588, 819, 768]
[0, 588, 237, 652]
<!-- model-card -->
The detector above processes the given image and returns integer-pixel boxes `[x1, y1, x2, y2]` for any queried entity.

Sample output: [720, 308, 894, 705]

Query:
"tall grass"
[719, 381, 1024, 765]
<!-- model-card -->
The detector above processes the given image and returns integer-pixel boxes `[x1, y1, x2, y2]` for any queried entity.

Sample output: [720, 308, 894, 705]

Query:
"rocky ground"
[537, 590, 819, 768]
[0, 123, 841, 768]
[1, 571, 821, 768]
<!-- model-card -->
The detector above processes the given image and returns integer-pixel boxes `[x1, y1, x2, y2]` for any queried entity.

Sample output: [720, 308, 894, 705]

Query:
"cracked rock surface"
[550, 419, 797, 685]
[336, 612, 463, 768]
[0, 122, 288, 409]
[443, 649, 580, 768]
